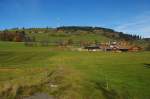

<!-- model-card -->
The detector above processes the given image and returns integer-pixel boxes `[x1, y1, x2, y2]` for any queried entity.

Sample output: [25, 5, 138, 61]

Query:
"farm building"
[129, 46, 142, 52]
[82, 41, 141, 52]
[84, 45, 101, 51]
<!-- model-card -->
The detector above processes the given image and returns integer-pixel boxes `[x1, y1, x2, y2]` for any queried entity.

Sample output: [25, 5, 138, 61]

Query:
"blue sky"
[0, 0, 150, 37]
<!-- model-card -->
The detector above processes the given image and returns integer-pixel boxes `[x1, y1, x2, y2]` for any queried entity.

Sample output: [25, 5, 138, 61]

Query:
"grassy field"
[29, 32, 111, 43]
[0, 41, 150, 99]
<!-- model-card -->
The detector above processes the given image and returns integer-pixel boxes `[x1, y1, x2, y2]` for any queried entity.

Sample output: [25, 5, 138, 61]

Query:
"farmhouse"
[82, 41, 141, 52]
[98, 41, 129, 52]
[129, 46, 142, 52]
[84, 45, 101, 51]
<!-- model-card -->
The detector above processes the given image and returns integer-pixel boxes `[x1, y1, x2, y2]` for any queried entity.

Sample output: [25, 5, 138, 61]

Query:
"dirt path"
[0, 67, 20, 72]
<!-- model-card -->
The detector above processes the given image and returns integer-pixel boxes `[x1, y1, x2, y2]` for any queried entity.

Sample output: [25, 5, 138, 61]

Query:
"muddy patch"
[23, 93, 54, 99]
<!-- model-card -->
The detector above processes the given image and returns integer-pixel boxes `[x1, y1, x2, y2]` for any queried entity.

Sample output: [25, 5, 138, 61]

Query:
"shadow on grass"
[92, 80, 132, 99]
[144, 63, 150, 68]
[93, 81, 119, 99]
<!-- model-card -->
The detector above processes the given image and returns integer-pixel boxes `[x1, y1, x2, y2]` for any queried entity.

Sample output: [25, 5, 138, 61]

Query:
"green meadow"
[0, 41, 150, 99]
[32, 33, 110, 42]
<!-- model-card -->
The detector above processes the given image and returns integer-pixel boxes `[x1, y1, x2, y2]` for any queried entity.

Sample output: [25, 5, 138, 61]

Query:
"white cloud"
[114, 11, 150, 38]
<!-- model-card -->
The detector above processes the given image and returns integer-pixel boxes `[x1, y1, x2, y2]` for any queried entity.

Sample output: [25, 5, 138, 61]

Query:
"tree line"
[0, 30, 26, 42]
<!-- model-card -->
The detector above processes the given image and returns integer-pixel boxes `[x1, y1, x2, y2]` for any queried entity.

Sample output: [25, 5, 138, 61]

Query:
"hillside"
[0, 26, 141, 42]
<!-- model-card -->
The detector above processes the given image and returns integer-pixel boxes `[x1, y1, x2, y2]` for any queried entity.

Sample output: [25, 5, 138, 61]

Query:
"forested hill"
[57, 26, 141, 40]
[0, 26, 143, 42]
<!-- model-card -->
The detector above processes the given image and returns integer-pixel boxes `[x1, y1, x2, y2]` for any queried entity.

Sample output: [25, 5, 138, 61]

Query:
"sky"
[0, 0, 150, 37]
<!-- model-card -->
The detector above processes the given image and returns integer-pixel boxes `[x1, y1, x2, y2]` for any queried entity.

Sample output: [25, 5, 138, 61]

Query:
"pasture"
[0, 41, 150, 99]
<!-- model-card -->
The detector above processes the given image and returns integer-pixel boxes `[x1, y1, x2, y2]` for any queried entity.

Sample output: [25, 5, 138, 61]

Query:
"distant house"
[84, 45, 101, 51]
[82, 41, 142, 52]
[129, 46, 142, 52]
